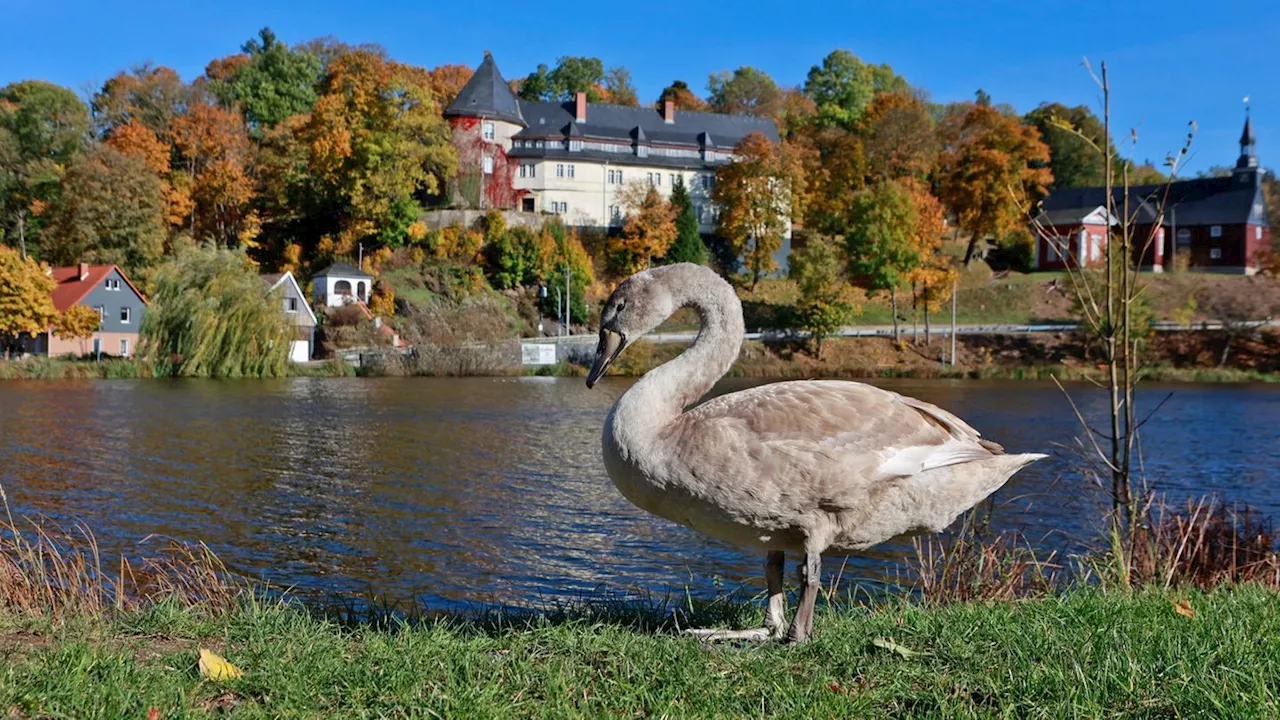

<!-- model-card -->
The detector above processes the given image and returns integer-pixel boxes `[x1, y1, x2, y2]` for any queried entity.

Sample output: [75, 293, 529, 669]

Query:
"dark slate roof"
[443, 52, 526, 127]
[509, 145, 731, 171]
[314, 262, 371, 278]
[512, 99, 778, 145]
[1041, 172, 1268, 228]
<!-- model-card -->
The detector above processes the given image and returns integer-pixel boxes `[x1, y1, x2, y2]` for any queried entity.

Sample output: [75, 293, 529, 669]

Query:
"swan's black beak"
[586, 329, 625, 389]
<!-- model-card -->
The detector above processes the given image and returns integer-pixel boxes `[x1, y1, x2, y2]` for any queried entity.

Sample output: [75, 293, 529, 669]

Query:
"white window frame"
[284, 297, 297, 314]
[556, 164, 565, 178]
[95, 306, 105, 321]
[567, 164, 575, 179]
[482, 156, 494, 175]
[120, 307, 131, 324]
[1257, 226, 1263, 240]
[669, 173, 677, 186]
[1210, 247, 1222, 260]
[482, 122, 495, 141]
[1210, 225, 1222, 238]
[119, 338, 129, 357]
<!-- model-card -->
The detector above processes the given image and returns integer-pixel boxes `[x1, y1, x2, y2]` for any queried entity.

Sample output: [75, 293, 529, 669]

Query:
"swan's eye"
[616, 300, 626, 313]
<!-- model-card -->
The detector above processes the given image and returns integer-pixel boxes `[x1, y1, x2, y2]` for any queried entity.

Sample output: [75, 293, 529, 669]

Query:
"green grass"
[4, 587, 1279, 717]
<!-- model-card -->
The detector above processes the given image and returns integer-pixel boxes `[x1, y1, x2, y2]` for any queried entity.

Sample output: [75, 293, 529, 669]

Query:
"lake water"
[1, 376, 1278, 609]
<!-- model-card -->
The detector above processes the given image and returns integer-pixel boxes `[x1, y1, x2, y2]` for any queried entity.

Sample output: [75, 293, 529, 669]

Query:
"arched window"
[334, 280, 352, 297]
[357, 282, 367, 301]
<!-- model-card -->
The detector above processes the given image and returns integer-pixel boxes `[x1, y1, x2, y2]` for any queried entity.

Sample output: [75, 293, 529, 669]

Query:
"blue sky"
[2, 0, 1275, 175]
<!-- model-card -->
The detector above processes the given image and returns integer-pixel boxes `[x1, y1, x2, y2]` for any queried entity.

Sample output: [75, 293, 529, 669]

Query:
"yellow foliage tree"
[52, 304, 101, 342]
[713, 132, 801, 289]
[0, 245, 57, 358]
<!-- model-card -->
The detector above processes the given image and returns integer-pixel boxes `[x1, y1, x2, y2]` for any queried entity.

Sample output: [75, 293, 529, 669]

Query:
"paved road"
[521, 319, 1278, 346]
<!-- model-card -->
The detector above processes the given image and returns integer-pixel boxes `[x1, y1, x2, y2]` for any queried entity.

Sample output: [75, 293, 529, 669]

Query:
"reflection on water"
[2, 376, 1278, 608]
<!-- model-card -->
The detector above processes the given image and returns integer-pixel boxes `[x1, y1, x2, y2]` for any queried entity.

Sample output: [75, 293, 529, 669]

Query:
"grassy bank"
[3, 587, 1278, 717]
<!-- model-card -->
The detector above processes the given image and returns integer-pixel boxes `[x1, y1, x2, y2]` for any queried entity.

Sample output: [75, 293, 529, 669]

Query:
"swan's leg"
[785, 552, 821, 645]
[763, 550, 786, 638]
[684, 550, 786, 643]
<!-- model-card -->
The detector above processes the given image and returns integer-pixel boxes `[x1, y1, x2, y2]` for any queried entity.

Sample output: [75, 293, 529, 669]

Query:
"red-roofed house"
[28, 263, 149, 358]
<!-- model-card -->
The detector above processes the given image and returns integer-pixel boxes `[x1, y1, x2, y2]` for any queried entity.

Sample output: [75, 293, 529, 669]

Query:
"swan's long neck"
[613, 269, 744, 436]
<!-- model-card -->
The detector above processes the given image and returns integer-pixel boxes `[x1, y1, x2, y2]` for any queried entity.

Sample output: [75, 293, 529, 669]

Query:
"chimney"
[663, 100, 675, 124]
[78, 262, 89, 281]
[575, 91, 587, 123]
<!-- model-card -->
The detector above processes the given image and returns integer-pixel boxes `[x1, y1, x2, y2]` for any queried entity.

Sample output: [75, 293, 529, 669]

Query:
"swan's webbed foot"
[684, 551, 787, 644]
[683, 626, 774, 642]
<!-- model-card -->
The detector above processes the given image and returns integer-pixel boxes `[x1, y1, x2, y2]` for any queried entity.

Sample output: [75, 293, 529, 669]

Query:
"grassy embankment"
[4, 489, 1280, 716]
[6, 588, 1279, 717]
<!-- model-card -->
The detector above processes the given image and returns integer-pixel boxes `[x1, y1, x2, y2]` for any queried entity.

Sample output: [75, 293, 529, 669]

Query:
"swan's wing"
[667, 380, 1001, 508]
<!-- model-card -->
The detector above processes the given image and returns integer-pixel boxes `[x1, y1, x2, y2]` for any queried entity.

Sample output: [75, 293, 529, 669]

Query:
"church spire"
[1237, 96, 1258, 170]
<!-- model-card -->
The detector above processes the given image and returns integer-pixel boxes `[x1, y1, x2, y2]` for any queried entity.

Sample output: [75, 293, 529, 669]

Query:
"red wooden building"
[1034, 113, 1270, 273]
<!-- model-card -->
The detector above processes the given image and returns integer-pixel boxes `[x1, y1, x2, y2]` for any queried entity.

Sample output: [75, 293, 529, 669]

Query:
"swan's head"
[586, 266, 682, 388]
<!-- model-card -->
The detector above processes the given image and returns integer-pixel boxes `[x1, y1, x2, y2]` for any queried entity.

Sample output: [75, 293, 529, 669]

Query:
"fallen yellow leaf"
[1172, 599, 1196, 619]
[198, 648, 243, 681]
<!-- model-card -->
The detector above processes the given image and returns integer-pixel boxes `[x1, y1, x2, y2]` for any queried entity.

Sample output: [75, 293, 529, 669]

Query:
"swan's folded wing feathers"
[676, 380, 1001, 509]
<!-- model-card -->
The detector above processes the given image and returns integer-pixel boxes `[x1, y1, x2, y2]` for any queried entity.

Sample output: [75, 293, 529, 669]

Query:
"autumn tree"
[207, 27, 322, 128]
[0, 81, 91, 259]
[663, 177, 707, 265]
[603, 67, 639, 106]
[140, 246, 291, 377]
[804, 49, 910, 130]
[44, 145, 167, 278]
[52, 304, 101, 345]
[796, 125, 865, 236]
[936, 102, 1053, 266]
[656, 80, 707, 111]
[105, 119, 192, 227]
[0, 245, 56, 357]
[171, 103, 261, 249]
[303, 50, 458, 251]
[1024, 102, 1112, 189]
[613, 184, 677, 275]
[844, 180, 921, 341]
[91, 64, 192, 140]
[707, 67, 782, 119]
[790, 236, 857, 357]
[861, 92, 937, 181]
[713, 132, 797, 289]
[427, 64, 474, 106]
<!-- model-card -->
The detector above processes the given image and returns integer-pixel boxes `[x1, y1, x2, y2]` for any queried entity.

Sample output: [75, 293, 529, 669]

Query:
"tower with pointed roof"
[444, 52, 528, 209]
[1236, 102, 1258, 171]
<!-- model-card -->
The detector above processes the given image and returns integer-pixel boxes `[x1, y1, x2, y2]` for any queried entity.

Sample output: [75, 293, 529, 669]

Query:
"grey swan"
[584, 263, 1046, 644]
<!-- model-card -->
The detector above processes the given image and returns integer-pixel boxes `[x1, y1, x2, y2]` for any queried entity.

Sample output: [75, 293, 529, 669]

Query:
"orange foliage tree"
[936, 103, 1053, 265]
[427, 64, 474, 107]
[105, 119, 192, 228]
[861, 92, 938, 182]
[171, 103, 261, 249]
[613, 184, 677, 275]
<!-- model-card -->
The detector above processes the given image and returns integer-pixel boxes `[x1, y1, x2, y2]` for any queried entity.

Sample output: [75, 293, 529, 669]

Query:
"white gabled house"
[262, 271, 318, 362]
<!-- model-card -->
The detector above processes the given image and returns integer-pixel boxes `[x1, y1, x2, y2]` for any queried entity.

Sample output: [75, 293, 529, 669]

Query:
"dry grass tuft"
[0, 484, 244, 619]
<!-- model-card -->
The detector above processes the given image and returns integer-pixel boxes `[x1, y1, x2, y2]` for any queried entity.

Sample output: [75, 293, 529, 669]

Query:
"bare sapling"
[1025, 59, 1195, 580]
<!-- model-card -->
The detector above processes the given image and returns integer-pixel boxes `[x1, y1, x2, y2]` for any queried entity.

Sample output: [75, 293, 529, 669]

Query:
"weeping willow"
[140, 246, 292, 378]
